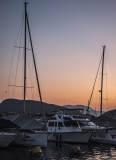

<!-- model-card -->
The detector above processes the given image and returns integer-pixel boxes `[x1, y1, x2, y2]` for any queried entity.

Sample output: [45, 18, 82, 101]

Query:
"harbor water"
[0, 142, 116, 160]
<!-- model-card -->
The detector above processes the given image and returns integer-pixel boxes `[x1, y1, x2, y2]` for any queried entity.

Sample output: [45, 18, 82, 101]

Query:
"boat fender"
[29, 147, 43, 158]
[69, 146, 81, 157]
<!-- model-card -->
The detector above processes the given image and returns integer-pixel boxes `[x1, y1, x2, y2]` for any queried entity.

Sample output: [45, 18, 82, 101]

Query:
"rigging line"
[9, 85, 33, 88]
[14, 11, 25, 48]
[12, 15, 24, 99]
[28, 47, 34, 100]
[8, 49, 15, 99]
[8, 12, 24, 99]
[1, 91, 7, 101]
[106, 52, 116, 87]
[12, 48, 21, 98]
[19, 86, 24, 100]
[87, 55, 102, 112]
[95, 88, 99, 111]
[30, 44, 35, 100]
[106, 52, 116, 107]
[106, 75, 109, 111]
[14, 46, 32, 51]
[105, 54, 108, 111]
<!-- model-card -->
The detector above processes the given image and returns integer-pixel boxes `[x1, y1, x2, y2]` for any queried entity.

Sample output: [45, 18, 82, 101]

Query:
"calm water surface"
[0, 142, 116, 160]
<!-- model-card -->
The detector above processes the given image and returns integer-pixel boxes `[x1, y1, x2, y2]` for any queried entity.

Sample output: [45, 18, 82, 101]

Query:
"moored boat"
[5, 2, 48, 147]
[91, 129, 116, 145]
[0, 132, 16, 148]
[47, 114, 92, 143]
[13, 130, 47, 147]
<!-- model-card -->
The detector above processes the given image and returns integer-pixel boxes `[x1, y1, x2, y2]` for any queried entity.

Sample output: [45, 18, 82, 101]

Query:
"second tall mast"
[100, 46, 106, 116]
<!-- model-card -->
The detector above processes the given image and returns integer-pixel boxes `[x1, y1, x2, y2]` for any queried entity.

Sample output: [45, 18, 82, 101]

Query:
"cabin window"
[73, 116, 79, 118]
[78, 121, 87, 126]
[78, 121, 95, 127]
[55, 122, 57, 127]
[71, 120, 78, 127]
[64, 120, 78, 127]
[48, 122, 54, 126]
[49, 117, 56, 120]
[58, 122, 63, 127]
[87, 121, 95, 126]
[64, 121, 71, 127]
[63, 117, 72, 121]
[58, 115, 61, 119]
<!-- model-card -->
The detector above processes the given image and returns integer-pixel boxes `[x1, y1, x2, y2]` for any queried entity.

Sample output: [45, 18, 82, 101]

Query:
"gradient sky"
[1, 0, 116, 111]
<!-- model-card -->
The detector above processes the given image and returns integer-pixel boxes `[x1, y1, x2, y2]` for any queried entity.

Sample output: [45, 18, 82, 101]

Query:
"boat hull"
[91, 137, 116, 145]
[0, 132, 16, 148]
[48, 131, 91, 143]
[13, 132, 47, 147]
[91, 132, 116, 145]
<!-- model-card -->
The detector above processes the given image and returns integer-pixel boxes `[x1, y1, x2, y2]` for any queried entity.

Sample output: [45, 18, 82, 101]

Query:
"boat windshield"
[48, 121, 63, 127]
[63, 117, 72, 121]
[78, 121, 96, 127]
[49, 117, 56, 120]
[58, 122, 63, 127]
[48, 122, 54, 126]
[64, 120, 79, 127]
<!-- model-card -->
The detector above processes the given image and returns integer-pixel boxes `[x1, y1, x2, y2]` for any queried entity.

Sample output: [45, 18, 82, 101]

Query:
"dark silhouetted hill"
[90, 110, 116, 127]
[102, 109, 116, 119]
[0, 99, 64, 114]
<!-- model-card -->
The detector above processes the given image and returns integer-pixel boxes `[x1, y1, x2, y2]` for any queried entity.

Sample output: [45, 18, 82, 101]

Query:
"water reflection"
[43, 142, 116, 160]
[0, 142, 116, 160]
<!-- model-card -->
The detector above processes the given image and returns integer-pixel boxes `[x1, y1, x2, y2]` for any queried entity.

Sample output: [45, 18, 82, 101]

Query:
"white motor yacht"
[47, 114, 92, 143]
[53, 113, 116, 145]
[65, 114, 116, 145]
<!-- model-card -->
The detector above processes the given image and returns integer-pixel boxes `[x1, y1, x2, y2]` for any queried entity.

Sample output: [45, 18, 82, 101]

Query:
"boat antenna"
[99, 46, 106, 116]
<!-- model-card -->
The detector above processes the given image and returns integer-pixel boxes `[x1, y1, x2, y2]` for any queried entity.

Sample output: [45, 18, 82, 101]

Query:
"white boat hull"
[108, 129, 116, 137]
[13, 132, 47, 147]
[91, 132, 116, 145]
[91, 137, 116, 145]
[48, 132, 91, 143]
[0, 132, 16, 148]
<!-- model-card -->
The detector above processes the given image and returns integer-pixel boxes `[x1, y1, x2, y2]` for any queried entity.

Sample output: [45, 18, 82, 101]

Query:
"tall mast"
[100, 46, 105, 116]
[26, 4, 45, 116]
[24, 2, 28, 113]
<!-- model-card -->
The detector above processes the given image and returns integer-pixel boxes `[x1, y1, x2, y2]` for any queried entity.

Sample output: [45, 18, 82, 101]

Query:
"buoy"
[69, 146, 81, 157]
[29, 147, 43, 158]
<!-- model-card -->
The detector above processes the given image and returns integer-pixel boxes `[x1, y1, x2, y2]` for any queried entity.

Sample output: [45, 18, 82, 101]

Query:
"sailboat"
[87, 46, 116, 145]
[6, 2, 47, 147]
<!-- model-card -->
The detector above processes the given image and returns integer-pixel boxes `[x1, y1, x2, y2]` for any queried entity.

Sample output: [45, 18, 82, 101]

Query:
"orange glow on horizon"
[1, 72, 116, 112]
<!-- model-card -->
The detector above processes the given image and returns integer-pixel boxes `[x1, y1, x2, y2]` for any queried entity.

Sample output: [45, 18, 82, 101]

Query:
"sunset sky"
[1, 0, 116, 111]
